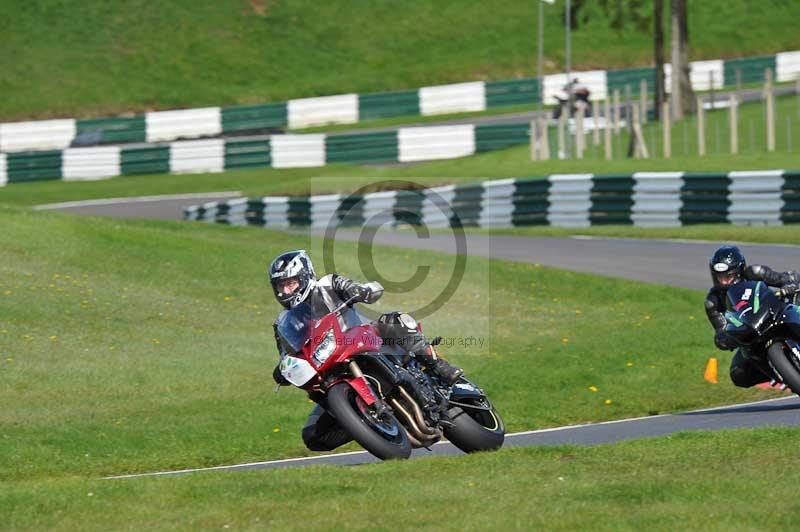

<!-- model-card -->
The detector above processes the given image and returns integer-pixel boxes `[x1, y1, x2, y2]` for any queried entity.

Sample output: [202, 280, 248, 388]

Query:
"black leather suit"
[705, 265, 797, 387]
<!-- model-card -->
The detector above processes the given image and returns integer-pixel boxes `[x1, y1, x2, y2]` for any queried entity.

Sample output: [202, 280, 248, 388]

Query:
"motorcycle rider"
[553, 77, 592, 119]
[268, 249, 463, 451]
[705, 245, 799, 387]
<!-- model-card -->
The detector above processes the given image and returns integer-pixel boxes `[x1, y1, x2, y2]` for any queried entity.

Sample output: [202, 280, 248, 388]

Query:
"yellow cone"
[704, 357, 718, 384]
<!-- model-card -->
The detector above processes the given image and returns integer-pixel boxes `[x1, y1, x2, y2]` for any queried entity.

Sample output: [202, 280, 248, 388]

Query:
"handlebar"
[331, 294, 359, 315]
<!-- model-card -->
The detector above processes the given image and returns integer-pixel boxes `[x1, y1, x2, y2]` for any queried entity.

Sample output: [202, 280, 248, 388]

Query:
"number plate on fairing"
[280, 356, 317, 386]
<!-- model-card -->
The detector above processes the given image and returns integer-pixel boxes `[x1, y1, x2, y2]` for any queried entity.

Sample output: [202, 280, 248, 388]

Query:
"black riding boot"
[415, 345, 463, 385]
[377, 311, 464, 384]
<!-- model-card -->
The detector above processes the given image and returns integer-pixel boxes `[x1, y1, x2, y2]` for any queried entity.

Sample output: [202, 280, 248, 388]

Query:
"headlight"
[313, 329, 337, 366]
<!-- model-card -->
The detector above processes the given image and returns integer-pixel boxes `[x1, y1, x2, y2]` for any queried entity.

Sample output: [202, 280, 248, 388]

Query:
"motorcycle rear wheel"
[326, 382, 412, 460]
[444, 402, 505, 453]
[767, 341, 800, 394]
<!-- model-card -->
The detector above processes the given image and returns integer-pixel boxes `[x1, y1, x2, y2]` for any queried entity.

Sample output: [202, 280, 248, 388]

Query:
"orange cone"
[704, 357, 718, 384]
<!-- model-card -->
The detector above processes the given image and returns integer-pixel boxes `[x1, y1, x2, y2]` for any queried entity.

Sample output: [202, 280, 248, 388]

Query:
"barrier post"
[730, 95, 738, 155]
[604, 98, 613, 160]
[765, 68, 775, 152]
[558, 109, 567, 159]
[576, 105, 585, 159]
[530, 120, 539, 161]
[539, 115, 551, 160]
[663, 101, 671, 158]
[640, 79, 648, 125]
[697, 96, 706, 156]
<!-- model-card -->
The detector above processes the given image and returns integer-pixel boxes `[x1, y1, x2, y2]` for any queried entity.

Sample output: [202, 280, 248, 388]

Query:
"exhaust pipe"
[398, 387, 436, 435]
[390, 398, 437, 445]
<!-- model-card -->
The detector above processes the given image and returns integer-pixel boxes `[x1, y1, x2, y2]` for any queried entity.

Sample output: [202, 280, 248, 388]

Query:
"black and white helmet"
[268, 250, 317, 308]
[709, 245, 746, 289]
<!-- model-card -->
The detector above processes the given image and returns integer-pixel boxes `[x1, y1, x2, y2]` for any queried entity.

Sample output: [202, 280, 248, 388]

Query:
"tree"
[670, 0, 695, 119]
[654, 0, 665, 120]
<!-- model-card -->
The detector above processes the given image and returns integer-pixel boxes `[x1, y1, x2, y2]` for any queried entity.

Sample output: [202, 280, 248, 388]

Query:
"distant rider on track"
[705, 245, 799, 387]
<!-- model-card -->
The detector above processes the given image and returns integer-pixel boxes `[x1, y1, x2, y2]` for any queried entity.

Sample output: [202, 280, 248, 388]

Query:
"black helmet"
[709, 245, 746, 289]
[268, 250, 316, 308]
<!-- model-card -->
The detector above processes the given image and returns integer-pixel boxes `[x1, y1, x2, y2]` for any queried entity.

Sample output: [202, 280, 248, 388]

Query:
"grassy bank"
[4, 428, 800, 530]
[3, 1, 800, 120]
[0, 207, 776, 484]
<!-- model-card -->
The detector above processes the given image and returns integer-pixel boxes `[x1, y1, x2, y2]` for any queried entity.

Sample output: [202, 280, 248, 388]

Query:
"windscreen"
[275, 303, 315, 354]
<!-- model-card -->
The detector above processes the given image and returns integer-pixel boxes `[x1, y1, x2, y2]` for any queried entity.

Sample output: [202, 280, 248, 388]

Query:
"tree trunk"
[654, 0, 665, 121]
[670, 0, 694, 119]
[678, 0, 695, 115]
[670, 0, 682, 119]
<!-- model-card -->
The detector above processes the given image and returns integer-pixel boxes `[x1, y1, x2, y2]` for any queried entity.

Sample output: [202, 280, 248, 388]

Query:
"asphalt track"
[106, 396, 799, 477]
[41, 196, 800, 291]
[40, 197, 800, 475]
[313, 229, 800, 291]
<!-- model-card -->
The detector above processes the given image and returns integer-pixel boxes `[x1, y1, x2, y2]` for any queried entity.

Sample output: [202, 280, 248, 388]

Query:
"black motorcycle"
[723, 280, 800, 392]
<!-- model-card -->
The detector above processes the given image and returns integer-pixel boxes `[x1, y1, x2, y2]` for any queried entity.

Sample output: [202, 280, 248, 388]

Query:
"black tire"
[444, 403, 505, 453]
[767, 342, 800, 394]
[326, 382, 411, 460]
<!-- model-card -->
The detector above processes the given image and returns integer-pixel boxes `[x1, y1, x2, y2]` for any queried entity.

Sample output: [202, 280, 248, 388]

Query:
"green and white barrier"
[184, 170, 800, 228]
[287, 94, 359, 129]
[3, 51, 798, 153]
[62, 146, 120, 181]
[777, 51, 800, 82]
[146, 107, 222, 143]
[0, 119, 76, 152]
[0, 122, 536, 185]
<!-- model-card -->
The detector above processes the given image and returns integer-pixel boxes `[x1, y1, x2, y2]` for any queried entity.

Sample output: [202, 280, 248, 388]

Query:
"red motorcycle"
[276, 282, 505, 460]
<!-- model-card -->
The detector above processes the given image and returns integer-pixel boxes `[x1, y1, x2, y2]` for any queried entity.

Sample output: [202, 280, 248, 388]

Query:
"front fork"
[331, 360, 389, 416]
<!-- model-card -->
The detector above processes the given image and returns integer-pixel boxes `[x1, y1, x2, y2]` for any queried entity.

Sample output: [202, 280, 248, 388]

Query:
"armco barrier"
[184, 171, 800, 229]
[2, 51, 797, 153]
[0, 123, 533, 185]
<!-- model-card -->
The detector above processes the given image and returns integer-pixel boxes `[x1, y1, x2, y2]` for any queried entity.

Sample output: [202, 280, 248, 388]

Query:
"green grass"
[0, 206, 781, 485]
[5, 428, 800, 530]
[3, 1, 800, 120]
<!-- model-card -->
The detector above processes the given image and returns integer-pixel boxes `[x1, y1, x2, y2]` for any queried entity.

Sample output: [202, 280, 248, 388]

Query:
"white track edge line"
[33, 191, 242, 210]
[104, 396, 796, 480]
[568, 235, 800, 249]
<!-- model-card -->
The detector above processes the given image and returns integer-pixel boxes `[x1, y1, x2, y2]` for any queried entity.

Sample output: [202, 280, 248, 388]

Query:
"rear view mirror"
[363, 281, 384, 303]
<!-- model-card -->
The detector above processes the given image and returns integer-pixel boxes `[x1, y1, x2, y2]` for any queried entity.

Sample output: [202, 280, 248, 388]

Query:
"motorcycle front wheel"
[326, 382, 412, 460]
[767, 341, 800, 394]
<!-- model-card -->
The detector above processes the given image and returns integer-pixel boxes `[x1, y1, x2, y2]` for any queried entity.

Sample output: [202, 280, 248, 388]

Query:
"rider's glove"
[714, 330, 735, 351]
[346, 284, 371, 303]
[780, 282, 799, 296]
[273, 364, 289, 386]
